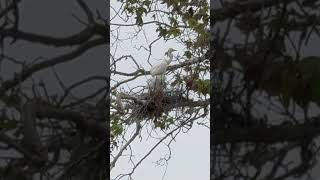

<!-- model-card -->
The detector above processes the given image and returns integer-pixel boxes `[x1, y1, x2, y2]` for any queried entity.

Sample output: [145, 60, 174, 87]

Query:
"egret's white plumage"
[147, 74, 166, 90]
[150, 48, 176, 77]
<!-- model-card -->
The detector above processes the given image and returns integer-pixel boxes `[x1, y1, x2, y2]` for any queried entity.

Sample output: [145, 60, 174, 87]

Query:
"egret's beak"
[170, 49, 177, 53]
[165, 49, 177, 55]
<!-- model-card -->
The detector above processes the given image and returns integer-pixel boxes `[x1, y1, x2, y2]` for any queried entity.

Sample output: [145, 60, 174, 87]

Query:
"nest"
[129, 87, 188, 124]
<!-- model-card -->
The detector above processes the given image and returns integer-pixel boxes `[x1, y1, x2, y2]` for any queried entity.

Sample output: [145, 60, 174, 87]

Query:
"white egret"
[147, 48, 176, 92]
[147, 74, 166, 91]
[150, 48, 177, 77]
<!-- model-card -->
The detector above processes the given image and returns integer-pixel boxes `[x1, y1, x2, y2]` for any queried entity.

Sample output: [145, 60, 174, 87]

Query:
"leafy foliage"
[121, 0, 209, 50]
[256, 56, 320, 108]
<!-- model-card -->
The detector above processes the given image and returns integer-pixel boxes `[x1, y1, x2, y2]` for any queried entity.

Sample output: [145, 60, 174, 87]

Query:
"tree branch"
[212, 0, 296, 22]
[0, 38, 105, 95]
[213, 120, 320, 144]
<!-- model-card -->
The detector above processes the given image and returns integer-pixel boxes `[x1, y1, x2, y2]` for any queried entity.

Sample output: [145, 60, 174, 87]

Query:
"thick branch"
[1, 23, 106, 47]
[0, 38, 105, 95]
[213, 122, 320, 144]
[36, 103, 107, 139]
[1, 93, 107, 139]
[212, 0, 296, 22]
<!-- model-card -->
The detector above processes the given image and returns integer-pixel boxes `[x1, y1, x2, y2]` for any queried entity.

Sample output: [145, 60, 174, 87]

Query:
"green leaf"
[157, 26, 168, 37]
[188, 17, 198, 28]
[135, 15, 143, 26]
[0, 121, 17, 129]
[169, 16, 177, 26]
[192, 79, 210, 95]
[167, 26, 180, 37]
[171, 75, 183, 87]
[184, 51, 192, 59]
[143, 0, 151, 7]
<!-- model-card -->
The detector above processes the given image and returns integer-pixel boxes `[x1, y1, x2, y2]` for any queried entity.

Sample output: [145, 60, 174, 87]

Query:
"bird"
[148, 48, 176, 91]
[147, 74, 166, 91]
[150, 48, 177, 77]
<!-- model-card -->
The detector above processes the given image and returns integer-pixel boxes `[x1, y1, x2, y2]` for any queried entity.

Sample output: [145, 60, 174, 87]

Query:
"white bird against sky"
[150, 48, 176, 77]
[148, 48, 176, 90]
[147, 74, 165, 90]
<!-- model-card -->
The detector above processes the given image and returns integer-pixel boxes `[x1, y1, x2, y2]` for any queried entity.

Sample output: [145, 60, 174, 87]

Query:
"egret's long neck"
[165, 53, 173, 64]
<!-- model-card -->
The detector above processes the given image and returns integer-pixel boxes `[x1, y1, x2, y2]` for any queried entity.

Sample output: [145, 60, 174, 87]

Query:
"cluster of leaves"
[110, 90, 124, 145]
[119, 0, 209, 54]
[170, 63, 210, 96]
[212, 1, 320, 179]
[257, 56, 320, 108]
[110, 113, 123, 148]
[191, 79, 210, 95]
[154, 114, 175, 130]
[120, 0, 151, 26]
